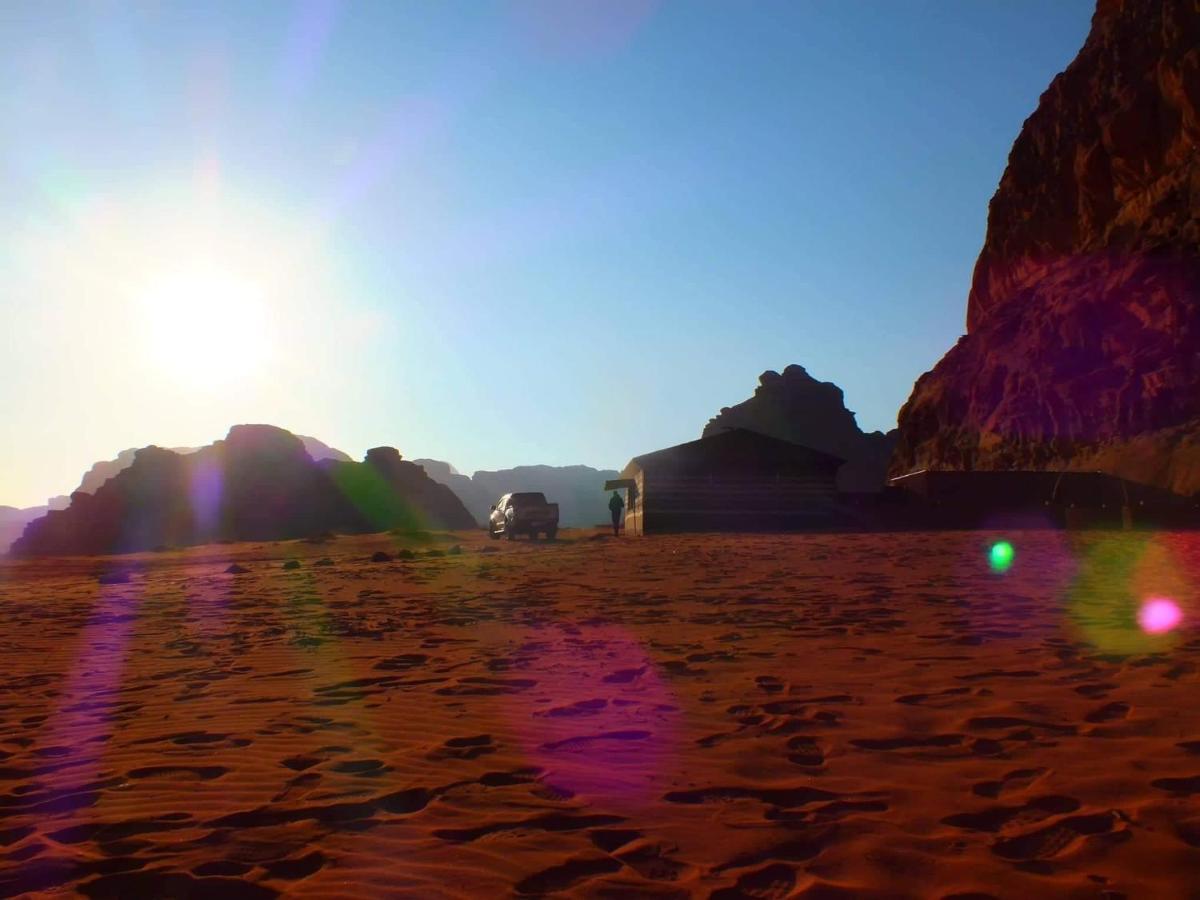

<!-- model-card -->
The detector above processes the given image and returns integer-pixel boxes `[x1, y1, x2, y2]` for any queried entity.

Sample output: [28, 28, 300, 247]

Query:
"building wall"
[641, 472, 837, 533]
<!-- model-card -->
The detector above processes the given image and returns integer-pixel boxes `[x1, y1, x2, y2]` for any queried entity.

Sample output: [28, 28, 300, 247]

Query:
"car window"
[511, 492, 547, 505]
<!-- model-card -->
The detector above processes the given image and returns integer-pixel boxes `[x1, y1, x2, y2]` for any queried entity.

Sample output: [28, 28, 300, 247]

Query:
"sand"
[1, 529, 1198, 898]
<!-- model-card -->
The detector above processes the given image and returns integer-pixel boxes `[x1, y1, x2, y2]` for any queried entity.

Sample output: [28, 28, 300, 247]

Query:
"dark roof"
[623, 428, 845, 476]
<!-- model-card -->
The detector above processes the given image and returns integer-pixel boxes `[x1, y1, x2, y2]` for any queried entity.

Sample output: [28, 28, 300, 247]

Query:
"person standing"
[608, 490, 625, 536]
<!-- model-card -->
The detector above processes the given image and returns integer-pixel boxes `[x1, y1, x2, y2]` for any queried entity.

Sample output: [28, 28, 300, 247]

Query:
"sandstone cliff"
[892, 0, 1200, 494]
[11, 426, 474, 555]
[704, 365, 897, 492]
[71, 435, 350, 496]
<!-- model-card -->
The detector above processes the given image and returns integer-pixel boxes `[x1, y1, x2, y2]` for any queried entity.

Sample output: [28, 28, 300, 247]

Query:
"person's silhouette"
[608, 490, 625, 536]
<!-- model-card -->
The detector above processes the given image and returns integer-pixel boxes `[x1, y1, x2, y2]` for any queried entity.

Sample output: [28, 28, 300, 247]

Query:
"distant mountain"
[412, 461, 620, 527]
[0, 505, 47, 555]
[11, 425, 474, 556]
[703, 365, 898, 492]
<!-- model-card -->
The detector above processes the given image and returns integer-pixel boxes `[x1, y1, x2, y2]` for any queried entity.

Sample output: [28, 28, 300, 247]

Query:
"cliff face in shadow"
[703, 365, 898, 492]
[11, 426, 474, 556]
[412, 461, 620, 527]
[72, 436, 350, 496]
[893, 0, 1200, 493]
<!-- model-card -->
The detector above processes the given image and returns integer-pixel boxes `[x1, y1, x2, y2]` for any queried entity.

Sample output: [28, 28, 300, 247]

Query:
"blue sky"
[0, 0, 1094, 507]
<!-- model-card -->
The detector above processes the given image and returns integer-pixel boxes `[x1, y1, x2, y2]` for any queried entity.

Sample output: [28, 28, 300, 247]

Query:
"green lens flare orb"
[989, 540, 1015, 573]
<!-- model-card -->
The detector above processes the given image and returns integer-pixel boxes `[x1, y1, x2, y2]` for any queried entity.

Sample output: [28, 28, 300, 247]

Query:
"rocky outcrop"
[71, 435, 349, 496]
[703, 365, 897, 492]
[11, 425, 474, 556]
[412, 460, 620, 527]
[322, 447, 477, 533]
[892, 0, 1200, 493]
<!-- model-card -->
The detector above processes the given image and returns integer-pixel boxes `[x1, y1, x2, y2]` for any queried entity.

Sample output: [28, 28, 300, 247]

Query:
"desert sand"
[1, 529, 1198, 898]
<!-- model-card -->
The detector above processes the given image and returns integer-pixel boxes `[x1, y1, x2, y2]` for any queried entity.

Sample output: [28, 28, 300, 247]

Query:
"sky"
[0, 0, 1095, 508]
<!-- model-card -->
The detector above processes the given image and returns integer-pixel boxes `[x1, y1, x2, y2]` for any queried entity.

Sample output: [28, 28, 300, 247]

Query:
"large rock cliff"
[892, 0, 1200, 494]
[704, 365, 897, 492]
[11, 425, 475, 555]
[72, 435, 350, 496]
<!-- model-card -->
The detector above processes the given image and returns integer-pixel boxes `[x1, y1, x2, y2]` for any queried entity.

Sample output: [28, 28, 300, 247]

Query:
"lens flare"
[1138, 597, 1183, 635]
[989, 540, 1015, 573]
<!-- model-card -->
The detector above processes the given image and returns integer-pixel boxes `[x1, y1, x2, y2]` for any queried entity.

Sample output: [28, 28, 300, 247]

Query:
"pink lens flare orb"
[1138, 597, 1183, 635]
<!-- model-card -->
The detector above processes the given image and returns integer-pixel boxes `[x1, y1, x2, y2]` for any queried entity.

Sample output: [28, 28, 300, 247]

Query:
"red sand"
[1, 530, 1199, 898]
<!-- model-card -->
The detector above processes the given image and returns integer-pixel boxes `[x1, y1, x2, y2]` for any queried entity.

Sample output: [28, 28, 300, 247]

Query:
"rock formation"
[703, 365, 898, 492]
[71, 435, 350, 496]
[0, 505, 47, 555]
[11, 425, 474, 556]
[892, 0, 1200, 494]
[412, 460, 620, 527]
[323, 447, 477, 533]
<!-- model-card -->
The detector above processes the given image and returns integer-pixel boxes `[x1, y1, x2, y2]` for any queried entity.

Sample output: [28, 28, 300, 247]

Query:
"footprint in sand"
[540, 730, 651, 752]
[280, 755, 321, 772]
[851, 734, 966, 753]
[538, 698, 608, 718]
[602, 666, 648, 684]
[127, 765, 229, 780]
[1084, 701, 1131, 723]
[329, 758, 390, 776]
[990, 810, 1128, 861]
[711, 862, 797, 900]
[786, 735, 825, 767]
[942, 795, 1080, 833]
[1150, 774, 1200, 795]
[754, 675, 785, 694]
[1073, 682, 1118, 698]
[971, 767, 1050, 798]
[262, 850, 327, 880]
[433, 812, 625, 844]
[513, 855, 622, 896]
[611, 838, 694, 882]
[373, 653, 429, 671]
[435, 676, 537, 696]
[428, 734, 497, 761]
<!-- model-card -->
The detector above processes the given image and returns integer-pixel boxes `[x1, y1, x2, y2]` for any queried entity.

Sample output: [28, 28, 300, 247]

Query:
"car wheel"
[546, 528, 557, 541]
[505, 527, 515, 541]
[489, 526, 500, 540]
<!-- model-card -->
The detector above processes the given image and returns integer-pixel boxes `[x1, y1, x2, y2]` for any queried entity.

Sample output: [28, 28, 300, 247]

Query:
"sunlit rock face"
[703, 365, 897, 492]
[10, 425, 475, 555]
[892, 0, 1200, 494]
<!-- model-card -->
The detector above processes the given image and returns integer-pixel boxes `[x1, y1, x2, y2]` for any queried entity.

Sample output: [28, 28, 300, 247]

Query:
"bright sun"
[139, 264, 275, 389]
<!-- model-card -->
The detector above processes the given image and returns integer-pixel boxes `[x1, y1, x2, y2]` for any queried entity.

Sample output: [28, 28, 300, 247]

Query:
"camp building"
[605, 428, 844, 535]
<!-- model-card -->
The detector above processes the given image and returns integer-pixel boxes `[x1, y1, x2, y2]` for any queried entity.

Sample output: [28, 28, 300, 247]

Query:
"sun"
[139, 263, 276, 389]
